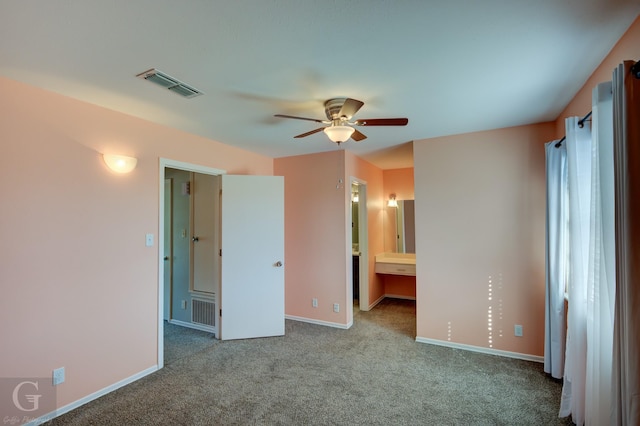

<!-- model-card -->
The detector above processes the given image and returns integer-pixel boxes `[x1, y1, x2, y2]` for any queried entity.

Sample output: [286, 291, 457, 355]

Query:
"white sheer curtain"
[585, 82, 615, 425]
[544, 140, 567, 379]
[548, 62, 636, 425]
[555, 83, 617, 425]
[611, 60, 640, 426]
[559, 117, 592, 425]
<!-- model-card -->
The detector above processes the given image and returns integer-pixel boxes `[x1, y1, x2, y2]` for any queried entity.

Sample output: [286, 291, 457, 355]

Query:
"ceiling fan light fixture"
[324, 125, 355, 143]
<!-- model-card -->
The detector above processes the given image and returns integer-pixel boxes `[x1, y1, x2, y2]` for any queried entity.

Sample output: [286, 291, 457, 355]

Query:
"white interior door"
[218, 175, 284, 340]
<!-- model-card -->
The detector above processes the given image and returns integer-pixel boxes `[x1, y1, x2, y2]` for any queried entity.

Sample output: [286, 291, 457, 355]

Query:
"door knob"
[192, 236, 199, 242]
[164, 256, 169, 261]
[274, 261, 283, 267]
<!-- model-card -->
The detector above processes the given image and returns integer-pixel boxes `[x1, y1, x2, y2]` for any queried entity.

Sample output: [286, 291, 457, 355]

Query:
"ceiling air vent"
[136, 68, 203, 99]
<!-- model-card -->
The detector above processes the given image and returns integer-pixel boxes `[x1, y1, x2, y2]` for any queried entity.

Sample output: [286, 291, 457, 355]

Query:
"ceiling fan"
[274, 97, 408, 144]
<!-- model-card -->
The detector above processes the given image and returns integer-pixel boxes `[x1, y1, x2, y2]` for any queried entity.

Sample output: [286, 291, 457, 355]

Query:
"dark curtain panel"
[612, 60, 640, 425]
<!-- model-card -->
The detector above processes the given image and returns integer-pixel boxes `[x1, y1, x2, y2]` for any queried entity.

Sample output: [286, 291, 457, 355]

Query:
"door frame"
[158, 158, 226, 369]
[349, 177, 369, 321]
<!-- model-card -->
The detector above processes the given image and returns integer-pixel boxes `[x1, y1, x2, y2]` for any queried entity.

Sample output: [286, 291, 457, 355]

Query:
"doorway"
[159, 161, 225, 368]
[158, 158, 285, 368]
[163, 168, 218, 335]
[349, 178, 369, 322]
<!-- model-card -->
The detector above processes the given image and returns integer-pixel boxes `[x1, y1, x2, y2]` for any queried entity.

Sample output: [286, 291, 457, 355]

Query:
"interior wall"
[413, 122, 555, 356]
[344, 151, 385, 311]
[555, 15, 640, 136]
[0, 76, 273, 413]
[383, 167, 415, 201]
[274, 150, 384, 325]
[274, 151, 350, 325]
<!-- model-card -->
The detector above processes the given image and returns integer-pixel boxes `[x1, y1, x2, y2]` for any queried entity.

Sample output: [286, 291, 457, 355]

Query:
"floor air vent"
[192, 298, 215, 327]
[136, 68, 203, 98]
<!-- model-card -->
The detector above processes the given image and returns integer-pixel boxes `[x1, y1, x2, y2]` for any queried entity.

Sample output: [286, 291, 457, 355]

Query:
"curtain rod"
[553, 60, 638, 148]
[554, 111, 592, 148]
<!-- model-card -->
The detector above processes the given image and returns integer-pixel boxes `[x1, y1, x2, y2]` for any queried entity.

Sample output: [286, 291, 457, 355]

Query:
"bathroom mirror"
[384, 200, 415, 253]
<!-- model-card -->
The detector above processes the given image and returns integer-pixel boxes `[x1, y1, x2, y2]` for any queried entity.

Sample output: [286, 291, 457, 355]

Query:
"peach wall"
[381, 167, 416, 296]
[381, 275, 416, 299]
[0, 76, 272, 413]
[274, 151, 349, 324]
[383, 167, 415, 201]
[345, 151, 385, 310]
[413, 122, 556, 356]
[555, 16, 640, 137]
[274, 149, 385, 325]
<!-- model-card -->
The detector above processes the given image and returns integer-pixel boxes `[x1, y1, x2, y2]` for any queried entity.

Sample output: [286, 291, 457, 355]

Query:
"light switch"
[145, 233, 154, 247]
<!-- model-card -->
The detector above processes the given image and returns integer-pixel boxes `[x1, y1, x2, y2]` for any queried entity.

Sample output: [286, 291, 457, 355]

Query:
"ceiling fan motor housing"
[324, 98, 350, 120]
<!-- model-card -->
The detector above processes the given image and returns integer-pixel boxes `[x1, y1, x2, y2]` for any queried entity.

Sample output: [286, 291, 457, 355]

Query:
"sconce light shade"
[388, 194, 398, 208]
[103, 154, 138, 174]
[324, 126, 355, 144]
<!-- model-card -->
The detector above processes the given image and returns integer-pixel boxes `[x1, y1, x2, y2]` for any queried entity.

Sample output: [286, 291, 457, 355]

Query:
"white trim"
[160, 158, 227, 176]
[415, 337, 544, 363]
[169, 318, 216, 334]
[30, 366, 158, 425]
[367, 294, 386, 310]
[285, 315, 352, 330]
[384, 294, 416, 301]
[158, 158, 226, 369]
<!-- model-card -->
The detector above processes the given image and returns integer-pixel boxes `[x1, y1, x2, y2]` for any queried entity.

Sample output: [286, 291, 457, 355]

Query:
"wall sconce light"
[103, 154, 138, 174]
[388, 194, 398, 207]
[352, 192, 359, 202]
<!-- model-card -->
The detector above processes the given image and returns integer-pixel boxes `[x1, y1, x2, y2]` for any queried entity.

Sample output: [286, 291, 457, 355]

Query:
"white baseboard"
[415, 337, 544, 363]
[366, 294, 386, 310]
[285, 315, 351, 329]
[363, 294, 415, 311]
[31, 365, 158, 425]
[384, 294, 416, 301]
[168, 319, 216, 334]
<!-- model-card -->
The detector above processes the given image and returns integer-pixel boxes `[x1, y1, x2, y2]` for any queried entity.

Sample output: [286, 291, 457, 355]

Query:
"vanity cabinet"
[374, 253, 416, 277]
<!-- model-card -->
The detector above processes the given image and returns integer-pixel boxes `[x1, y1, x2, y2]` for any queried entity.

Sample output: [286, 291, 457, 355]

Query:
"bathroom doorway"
[350, 178, 368, 321]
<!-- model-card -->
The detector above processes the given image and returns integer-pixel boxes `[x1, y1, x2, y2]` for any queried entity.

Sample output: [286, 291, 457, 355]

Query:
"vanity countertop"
[375, 253, 416, 264]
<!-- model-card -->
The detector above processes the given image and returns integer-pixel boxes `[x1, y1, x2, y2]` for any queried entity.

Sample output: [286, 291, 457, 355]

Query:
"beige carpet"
[46, 299, 572, 425]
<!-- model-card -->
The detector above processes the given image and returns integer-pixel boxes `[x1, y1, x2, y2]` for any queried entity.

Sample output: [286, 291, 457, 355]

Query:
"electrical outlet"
[53, 367, 65, 386]
[312, 298, 318, 308]
[181, 300, 187, 309]
[514, 324, 523, 337]
[333, 303, 340, 313]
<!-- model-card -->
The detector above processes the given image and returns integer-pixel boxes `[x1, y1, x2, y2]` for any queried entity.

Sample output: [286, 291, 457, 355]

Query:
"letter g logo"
[12, 381, 41, 412]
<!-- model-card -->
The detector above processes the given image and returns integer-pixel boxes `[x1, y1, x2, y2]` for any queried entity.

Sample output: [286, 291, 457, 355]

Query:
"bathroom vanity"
[374, 253, 416, 276]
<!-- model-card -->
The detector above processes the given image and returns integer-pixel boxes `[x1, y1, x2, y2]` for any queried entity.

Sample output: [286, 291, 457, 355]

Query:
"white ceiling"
[1, 1, 638, 169]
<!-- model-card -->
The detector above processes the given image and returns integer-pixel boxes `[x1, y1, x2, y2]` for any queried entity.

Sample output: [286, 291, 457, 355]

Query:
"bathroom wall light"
[103, 154, 138, 174]
[388, 194, 398, 207]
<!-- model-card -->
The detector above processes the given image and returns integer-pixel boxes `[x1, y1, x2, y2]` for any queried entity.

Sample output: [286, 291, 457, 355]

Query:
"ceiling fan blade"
[338, 98, 364, 119]
[294, 127, 325, 138]
[275, 114, 325, 123]
[354, 118, 409, 126]
[351, 129, 367, 142]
